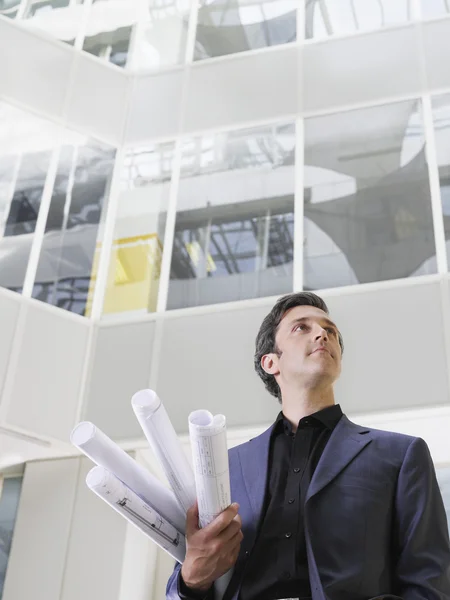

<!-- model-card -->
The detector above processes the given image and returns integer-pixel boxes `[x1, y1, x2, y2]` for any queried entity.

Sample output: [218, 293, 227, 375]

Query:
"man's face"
[263, 305, 342, 390]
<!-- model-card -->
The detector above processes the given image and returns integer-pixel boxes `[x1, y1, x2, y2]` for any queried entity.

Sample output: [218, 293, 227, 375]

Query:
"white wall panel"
[83, 321, 155, 440]
[157, 304, 280, 433]
[2, 458, 79, 600]
[126, 69, 184, 144]
[60, 458, 128, 600]
[0, 290, 20, 402]
[66, 54, 128, 145]
[327, 281, 450, 414]
[0, 19, 74, 118]
[184, 45, 299, 134]
[303, 25, 422, 113]
[5, 303, 90, 440]
[422, 18, 450, 90]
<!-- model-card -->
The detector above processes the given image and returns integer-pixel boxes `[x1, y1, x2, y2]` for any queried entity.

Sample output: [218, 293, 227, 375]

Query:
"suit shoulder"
[227, 424, 273, 458]
[350, 418, 420, 453]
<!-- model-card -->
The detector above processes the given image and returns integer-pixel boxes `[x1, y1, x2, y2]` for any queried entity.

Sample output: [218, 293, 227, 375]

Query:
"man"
[166, 292, 450, 600]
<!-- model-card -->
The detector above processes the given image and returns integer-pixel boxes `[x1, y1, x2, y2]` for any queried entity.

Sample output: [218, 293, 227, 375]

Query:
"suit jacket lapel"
[238, 424, 274, 530]
[306, 415, 372, 502]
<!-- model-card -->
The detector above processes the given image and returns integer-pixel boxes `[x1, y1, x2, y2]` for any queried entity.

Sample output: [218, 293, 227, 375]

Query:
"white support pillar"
[421, 94, 448, 275]
[21, 135, 62, 298]
[293, 117, 305, 291]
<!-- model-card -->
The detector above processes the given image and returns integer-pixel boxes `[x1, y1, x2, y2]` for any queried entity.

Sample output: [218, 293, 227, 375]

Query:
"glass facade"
[0, 102, 58, 295]
[101, 142, 174, 316]
[0, 477, 22, 599]
[21, 0, 85, 45]
[31, 135, 116, 316]
[303, 100, 436, 290]
[421, 0, 450, 19]
[2, 3, 450, 317]
[167, 123, 295, 309]
[195, 0, 297, 60]
[432, 93, 450, 267]
[2, 0, 448, 71]
[305, 0, 412, 40]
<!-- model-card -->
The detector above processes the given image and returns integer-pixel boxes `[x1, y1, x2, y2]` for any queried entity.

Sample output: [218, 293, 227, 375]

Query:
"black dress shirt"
[179, 404, 343, 600]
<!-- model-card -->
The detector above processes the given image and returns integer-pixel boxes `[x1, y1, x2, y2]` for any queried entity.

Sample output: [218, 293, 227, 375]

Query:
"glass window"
[0, 477, 23, 599]
[168, 123, 296, 309]
[100, 142, 175, 318]
[436, 466, 450, 535]
[303, 100, 436, 290]
[128, 0, 190, 71]
[82, 0, 138, 68]
[0, 0, 21, 18]
[194, 0, 297, 61]
[431, 93, 450, 268]
[421, 0, 450, 19]
[20, 0, 85, 45]
[0, 102, 59, 295]
[32, 134, 116, 316]
[305, 0, 412, 40]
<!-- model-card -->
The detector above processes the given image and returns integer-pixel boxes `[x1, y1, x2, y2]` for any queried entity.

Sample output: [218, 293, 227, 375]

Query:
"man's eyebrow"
[289, 316, 338, 330]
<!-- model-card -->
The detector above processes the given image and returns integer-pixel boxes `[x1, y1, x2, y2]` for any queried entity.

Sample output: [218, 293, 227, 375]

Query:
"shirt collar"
[274, 403, 343, 436]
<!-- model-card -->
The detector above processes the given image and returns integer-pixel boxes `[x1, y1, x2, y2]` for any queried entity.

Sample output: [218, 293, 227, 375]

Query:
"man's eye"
[326, 328, 336, 335]
[295, 324, 307, 331]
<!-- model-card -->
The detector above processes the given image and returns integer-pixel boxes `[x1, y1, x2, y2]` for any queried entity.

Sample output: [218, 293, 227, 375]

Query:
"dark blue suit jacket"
[166, 415, 450, 600]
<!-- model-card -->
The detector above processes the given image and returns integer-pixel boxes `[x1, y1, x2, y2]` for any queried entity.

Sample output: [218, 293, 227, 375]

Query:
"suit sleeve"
[165, 562, 214, 600]
[393, 437, 450, 600]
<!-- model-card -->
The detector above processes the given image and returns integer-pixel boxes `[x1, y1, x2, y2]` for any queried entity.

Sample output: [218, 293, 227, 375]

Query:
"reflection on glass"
[21, 0, 84, 45]
[83, 0, 137, 67]
[168, 123, 295, 309]
[129, 0, 190, 71]
[101, 142, 175, 317]
[0, 102, 58, 295]
[32, 134, 116, 316]
[305, 0, 412, 40]
[0, 477, 23, 598]
[303, 100, 436, 290]
[0, 0, 21, 18]
[421, 0, 450, 19]
[432, 94, 450, 268]
[195, 0, 297, 60]
[436, 467, 450, 535]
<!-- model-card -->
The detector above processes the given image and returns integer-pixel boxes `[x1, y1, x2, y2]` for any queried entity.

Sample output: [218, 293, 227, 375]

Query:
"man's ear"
[261, 353, 280, 376]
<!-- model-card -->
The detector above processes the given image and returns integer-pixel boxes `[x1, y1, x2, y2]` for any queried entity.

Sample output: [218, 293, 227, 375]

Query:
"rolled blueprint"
[86, 466, 186, 563]
[71, 421, 185, 533]
[132, 389, 196, 514]
[188, 410, 231, 528]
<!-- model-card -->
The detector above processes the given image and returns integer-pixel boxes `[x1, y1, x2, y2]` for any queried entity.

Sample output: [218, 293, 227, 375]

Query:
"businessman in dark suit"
[166, 292, 450, 600]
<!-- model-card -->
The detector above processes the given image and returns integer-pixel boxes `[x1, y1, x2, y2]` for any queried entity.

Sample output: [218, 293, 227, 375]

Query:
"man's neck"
[281, 386, 335, 432]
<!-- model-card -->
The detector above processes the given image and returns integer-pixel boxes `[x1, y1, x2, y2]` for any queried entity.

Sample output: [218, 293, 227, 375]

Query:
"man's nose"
[315, 328, 328, 341]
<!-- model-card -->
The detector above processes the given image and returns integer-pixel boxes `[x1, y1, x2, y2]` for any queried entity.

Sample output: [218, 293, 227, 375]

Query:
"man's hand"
[181, 502, 243, 594]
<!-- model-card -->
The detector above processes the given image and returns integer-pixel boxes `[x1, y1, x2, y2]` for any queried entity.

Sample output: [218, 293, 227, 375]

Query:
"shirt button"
[288, 498, 295, 504]
[293, 467, 300, 473]
[285, 532, 292, 538]
[244, 550, 249, 557]
[282, 571, 291, 580]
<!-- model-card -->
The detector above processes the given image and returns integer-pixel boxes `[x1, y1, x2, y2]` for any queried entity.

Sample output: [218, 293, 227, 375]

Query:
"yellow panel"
[85, 233, 162, 317]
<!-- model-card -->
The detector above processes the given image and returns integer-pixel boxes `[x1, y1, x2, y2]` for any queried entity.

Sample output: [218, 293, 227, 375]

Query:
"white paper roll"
[87, 466, 186, 563]
[188, 410, 231, 528]
[132, 389, 196, 514]
[71, 421, 185, 533]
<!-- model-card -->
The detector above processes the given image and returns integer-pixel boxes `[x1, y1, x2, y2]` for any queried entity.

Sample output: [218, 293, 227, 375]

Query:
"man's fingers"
[185, 501, 200, 537]
[216, 518, 242, 544]
[203, 503, 240, 538]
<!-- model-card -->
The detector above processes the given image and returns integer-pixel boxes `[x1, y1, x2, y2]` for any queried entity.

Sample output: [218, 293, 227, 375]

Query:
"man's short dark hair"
[254, 292, 344, 402]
